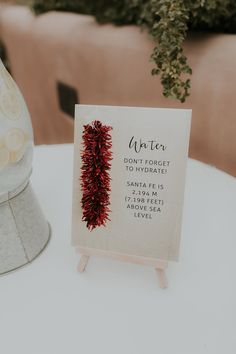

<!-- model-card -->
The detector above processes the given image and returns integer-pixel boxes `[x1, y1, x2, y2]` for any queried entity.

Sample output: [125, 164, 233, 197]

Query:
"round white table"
[0, 144, 235, 354]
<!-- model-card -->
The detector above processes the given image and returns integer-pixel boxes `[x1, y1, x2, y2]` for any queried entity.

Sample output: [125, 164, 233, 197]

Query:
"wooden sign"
[72, 105, 191, 288]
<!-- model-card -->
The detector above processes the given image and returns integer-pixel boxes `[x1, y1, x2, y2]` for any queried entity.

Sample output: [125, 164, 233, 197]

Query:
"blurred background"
[0, 0, 235, 177]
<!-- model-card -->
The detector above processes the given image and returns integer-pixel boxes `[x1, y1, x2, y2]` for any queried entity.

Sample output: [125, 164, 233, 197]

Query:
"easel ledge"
[76, 246, 168, 289]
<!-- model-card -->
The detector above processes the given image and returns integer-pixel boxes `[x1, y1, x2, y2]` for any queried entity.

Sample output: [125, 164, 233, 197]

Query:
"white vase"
[0, 59, 50, 275]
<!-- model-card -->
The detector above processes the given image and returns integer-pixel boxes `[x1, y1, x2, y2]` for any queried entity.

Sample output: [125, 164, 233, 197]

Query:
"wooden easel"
[77, 246, 168, 289]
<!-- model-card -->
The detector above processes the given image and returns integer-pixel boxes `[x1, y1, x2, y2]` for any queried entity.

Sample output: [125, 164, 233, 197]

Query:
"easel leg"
[155, 268, 168, 289]
[77, 255, 90, 273]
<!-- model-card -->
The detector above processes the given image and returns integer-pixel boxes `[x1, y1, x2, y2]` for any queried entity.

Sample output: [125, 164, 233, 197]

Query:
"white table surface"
[0, 144, 235, 354]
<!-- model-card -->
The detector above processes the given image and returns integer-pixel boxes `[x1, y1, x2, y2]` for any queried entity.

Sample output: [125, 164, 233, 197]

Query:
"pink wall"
[0, 5, 235, 176]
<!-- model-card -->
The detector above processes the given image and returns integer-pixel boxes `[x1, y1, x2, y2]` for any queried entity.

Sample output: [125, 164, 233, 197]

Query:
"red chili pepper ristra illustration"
[81, 120, 113, 231]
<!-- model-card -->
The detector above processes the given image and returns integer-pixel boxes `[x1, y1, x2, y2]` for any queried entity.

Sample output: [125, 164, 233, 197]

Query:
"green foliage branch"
[32, 0, 236, 102]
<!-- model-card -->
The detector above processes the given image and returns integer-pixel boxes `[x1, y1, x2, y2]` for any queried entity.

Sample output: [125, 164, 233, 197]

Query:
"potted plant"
[32, 0, 236, 102]
[1, 0, 235, 177]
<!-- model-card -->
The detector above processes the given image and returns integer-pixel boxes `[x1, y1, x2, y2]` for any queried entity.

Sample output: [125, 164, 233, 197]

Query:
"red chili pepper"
[81, 120, 112, 231]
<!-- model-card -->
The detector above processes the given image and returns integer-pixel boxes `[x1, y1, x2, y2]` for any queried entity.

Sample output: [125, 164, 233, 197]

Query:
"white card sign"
[72, 105, 191, 271]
